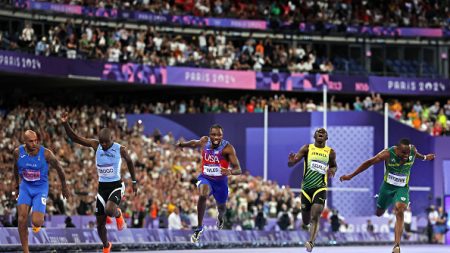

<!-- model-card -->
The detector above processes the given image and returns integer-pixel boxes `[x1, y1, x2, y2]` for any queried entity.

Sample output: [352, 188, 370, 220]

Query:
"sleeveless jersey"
[17, 145, 48, 186]
[302, 144, 331, 190]
[95, 142, 122, 182]
[383, 145, 415, 187]
[201, 138, 229, 180]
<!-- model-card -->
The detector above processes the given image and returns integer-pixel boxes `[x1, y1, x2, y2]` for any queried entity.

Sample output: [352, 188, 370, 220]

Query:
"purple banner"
[130, 11, 171, 23]
[369, 76, 450, 95]
[166, 67, 256, 90]
[0, 50, 103, 78]
[29, 1, 82, 15]
[1, 50, 449, 96]
[102, 63, 166, 84]
[300, 22, 447, 38]
[205, 18, 267, 30]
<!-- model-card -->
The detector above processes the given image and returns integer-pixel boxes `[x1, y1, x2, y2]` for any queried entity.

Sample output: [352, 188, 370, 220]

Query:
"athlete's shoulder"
[43, 147, 55, 158]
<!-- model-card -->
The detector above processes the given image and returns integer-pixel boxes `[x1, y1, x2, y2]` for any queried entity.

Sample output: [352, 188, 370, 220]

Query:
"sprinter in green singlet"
[288, 128, 337, 252]
[340, 138, 435, 253]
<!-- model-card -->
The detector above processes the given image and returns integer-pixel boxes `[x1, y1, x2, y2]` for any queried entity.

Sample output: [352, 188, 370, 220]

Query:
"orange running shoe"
[103, 242, 112, 253]
[32, 226, 41, 233]
[115, 208, 125, 231]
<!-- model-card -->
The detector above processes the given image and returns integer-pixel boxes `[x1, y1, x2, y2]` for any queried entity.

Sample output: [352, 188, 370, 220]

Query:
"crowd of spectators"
[388, 99, 450, 136]
[12, 0, 450, 28]
[0, 20, 329, 73]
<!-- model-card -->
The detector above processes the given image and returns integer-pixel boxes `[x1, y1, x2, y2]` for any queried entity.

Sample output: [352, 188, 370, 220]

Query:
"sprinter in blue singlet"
[61, 112, 137, 253]
[14, 130, 70, 253]
[176, 124, 242, 243]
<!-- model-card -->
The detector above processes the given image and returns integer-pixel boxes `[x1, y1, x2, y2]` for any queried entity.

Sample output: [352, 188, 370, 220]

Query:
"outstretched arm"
[221, 144, 242, 176]
[61, 112, 99, 149]
[287, 144, 308, 167]
[45, 149, 70, 199]
[328, 149, 337, 178]
[176, 136, 208, 149]
[414, 146, 435, 161]
[121, 146, 137, 195]
[340, 149, 390, 182]
[13, 148, 19, 192]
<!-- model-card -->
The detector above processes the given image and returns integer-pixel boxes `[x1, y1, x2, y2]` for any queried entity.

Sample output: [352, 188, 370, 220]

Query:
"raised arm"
[340, 149, 390, 182]
[45, 149, 70, 199]
[176, 136, 208, 149]
[328, 149, 337, 178]
[221, 144, 242, 176]
[287, 144, 309, 167]
[120, 145, 137, 194]
[61, 112, 99, 149]
[414, 146, 435, 161]
[13, 148, 19, 192]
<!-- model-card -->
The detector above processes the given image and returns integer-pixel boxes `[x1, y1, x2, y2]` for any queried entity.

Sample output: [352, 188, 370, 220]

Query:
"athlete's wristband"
[132, 180, 137, 184]
[422, 155, 427, 161]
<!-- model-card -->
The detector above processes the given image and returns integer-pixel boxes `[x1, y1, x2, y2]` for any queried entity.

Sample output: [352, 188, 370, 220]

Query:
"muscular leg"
[197, 184, 210, 227]
[31, 211, 45, 228]
[309, 204, 324, 243]
[394, 202, 407, 246]
[17, 204, 31, 253]
[217, 203, 226, 221]
[105, 201, 120, 218]
[301, 209, 311, 226]
[96, 215, 109, 248]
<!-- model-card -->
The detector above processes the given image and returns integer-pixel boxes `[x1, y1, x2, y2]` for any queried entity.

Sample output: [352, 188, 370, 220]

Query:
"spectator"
[427, 205, 439, 243]
[254, 204, 267, 230]
[330, 209, 342, 233]
[65, 216, 76, 228]
[366, 219, 374, 233]
[168, 207, 183, 230]
[434, 207, 448, 244]
[277, 203, 292, 231]
[404, 206, 412, 240]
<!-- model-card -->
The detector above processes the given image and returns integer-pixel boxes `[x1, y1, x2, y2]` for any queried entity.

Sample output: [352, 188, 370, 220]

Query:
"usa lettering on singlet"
[17, 145, 49, 186]
[201, 138, 230, 178]
[95, 142, 122, 182]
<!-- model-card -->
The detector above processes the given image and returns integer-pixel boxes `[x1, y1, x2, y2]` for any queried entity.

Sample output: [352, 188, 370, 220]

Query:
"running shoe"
[191, 226, 204, 243]
[305, 241, 314, 252]
[103, 242, 112, 253]
[115, 208, 125, 231]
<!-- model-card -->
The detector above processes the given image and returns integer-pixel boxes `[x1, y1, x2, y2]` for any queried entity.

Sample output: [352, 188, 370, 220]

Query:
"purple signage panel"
[206, 18, 267, 30]
[29, 1, 82, 15]
[399, 28, 443, 37]
[0, 50, 68, 76]
[166, 67, 256, 90]
[132, 11, 171, 23]
[369, 76, 450, 95]
[284, 73, 369, 93]
[102, 63, 167, 84]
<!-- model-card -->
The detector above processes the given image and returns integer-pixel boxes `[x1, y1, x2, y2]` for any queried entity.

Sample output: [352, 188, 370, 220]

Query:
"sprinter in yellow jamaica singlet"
[288, 128, 337, 252]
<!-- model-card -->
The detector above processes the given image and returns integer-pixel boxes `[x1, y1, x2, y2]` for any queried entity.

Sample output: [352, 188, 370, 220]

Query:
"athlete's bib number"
[310, 161, 327, 174]
[22, 169, 40, 181]
[203, 165, 222, 176]
[386, 173, 407, 187]
[97, 165, 115, 178]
